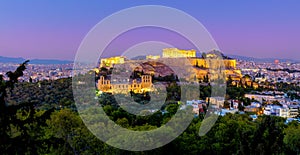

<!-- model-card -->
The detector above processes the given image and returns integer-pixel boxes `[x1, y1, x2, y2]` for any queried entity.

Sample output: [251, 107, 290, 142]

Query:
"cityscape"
[3, 48, 299, 121]
[1, 1, 300, 155]
[1, 47, 300, 153]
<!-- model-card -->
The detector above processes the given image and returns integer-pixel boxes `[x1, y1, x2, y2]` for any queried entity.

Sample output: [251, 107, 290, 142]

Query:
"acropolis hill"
[96, 48, 243, 94]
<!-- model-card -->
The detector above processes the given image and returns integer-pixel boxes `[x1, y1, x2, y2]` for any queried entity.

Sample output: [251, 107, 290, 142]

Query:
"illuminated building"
[224, 59, 237, 69]
[99, 50, 237, 70]
[98, 49, 243, 92]
[97, 75, 152, 94]
[188, 58, 237, 69]
[146, 55, 160, 60]
[100, 56, 125, 68]
[162, 48, 196, 58]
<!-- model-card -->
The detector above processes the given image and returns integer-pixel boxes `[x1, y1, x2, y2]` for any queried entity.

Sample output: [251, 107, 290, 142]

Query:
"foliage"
[1, 61, 300, 154]
[0, 61, 55, 154]
[284, 122, 300, 154]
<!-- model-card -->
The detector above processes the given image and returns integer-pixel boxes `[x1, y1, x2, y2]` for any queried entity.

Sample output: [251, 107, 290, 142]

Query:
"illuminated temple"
[162, 48, 196, 58]
[97, 48, 242, 93]
[99, 56, 125, 68]
[97, 75, 152, 94]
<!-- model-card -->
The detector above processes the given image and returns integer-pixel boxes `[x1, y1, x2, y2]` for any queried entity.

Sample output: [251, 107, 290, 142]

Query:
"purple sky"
[101, 27, 198, 58]
[1, 1, 300, 61]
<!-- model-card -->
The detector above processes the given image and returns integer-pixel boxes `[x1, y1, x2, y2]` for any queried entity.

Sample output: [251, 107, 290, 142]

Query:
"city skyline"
[1, 2, 300, 153]
[1, 1, 300, 61]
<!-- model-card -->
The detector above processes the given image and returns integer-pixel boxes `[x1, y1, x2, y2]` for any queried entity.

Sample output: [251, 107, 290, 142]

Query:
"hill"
[0, 56, 73, 64]
[227, 54, 299, 63]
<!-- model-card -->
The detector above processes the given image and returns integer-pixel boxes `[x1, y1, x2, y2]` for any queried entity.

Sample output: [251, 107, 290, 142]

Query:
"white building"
[288, 105, 299, 118]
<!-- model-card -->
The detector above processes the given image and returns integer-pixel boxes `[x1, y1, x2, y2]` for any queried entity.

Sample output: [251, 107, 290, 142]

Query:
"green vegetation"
[1, 61, 300, 154]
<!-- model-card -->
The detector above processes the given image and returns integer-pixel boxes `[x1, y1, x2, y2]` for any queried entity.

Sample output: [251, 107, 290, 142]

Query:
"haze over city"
[1, 1, 300, 61]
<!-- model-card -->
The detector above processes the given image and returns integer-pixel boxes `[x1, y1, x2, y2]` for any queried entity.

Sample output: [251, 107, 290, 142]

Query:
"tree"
[45, 109, 83, 154]
[203, 74, 209, 83]
[166, 104, 179, 116]
[223, 101, 230, 109]
[272, 100, 282, 106]
[251, 116, 285, 154]
[200, 85, 211, 100]
[227, 75, 233, 87]
[0, 60, 55, 154]
[0, 61, 30, 152]
[284, 123, 300, 154]
[29, 77, 33, 83]
[238, 102, 244, 111]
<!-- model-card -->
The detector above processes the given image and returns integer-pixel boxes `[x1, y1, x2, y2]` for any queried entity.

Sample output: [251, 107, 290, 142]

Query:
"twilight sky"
[0, 0, 300, 61]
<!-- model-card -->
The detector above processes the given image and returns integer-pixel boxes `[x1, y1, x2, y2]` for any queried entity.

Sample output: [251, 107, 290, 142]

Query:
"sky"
[0, 0, 300, 61]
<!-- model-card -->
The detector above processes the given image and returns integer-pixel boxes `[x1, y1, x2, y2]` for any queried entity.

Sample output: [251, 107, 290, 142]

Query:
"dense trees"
[1, 61, 300, 154]
[0, 61, 55, 154]
[7, 78, 74, 110]
[284, 122, 300, 154]
[3, 89, 300, 154]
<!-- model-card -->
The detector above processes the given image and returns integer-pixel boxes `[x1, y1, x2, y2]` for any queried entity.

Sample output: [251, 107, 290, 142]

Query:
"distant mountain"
[0, 56, 73, 64]
[226, 54, 299, 63]
[0, 56, 25, 63]
[3, 54, 295, 64]
[30, 59, 73, 64]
